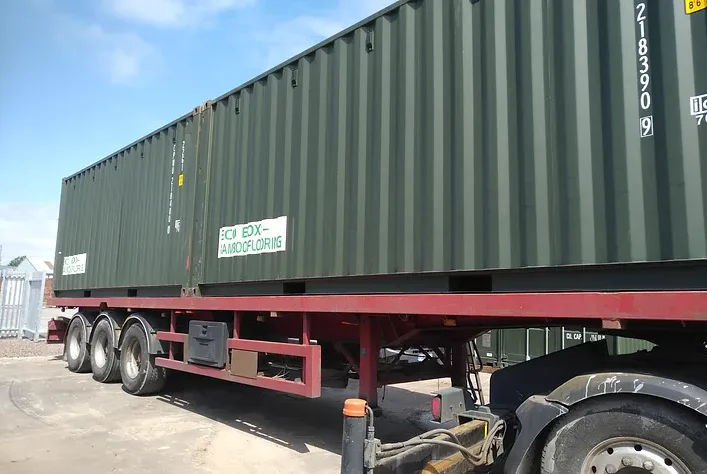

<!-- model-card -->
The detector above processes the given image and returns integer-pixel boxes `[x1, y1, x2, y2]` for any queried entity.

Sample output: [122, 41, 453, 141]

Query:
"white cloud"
[255, 0, 396, 68]
[0, 203, 59, 265]
[81, 25, 156, 85]
[102, 0, 257, 28]
[29, 0, 157, 85]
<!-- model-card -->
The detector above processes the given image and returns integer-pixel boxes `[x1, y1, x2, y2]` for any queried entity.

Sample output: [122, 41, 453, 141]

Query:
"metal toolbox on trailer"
[187, 321, 229, 369]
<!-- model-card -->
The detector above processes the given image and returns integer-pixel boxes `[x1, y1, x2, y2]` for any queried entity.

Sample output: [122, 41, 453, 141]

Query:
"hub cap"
[125, 339, 142, 380]
[94, 333, 108, 368]
[68, 326, 82, 360]
[582, 437, 690, 474]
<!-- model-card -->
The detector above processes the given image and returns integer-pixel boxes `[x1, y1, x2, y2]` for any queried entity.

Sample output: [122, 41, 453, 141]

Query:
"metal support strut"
[450, 343, 467, 388]
[359, 314, 379, 408]
[341, 399, 368, 474]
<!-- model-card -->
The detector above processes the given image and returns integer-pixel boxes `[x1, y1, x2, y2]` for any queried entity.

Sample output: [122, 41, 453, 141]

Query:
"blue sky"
[0, 0, 394, 264]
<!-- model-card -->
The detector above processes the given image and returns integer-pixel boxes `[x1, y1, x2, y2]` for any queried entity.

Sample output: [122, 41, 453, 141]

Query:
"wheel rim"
[125, 339, 142, 380]
[581, 437, 691, 474]
[68, 326, 82, 360]
[94, 332, 108, 368]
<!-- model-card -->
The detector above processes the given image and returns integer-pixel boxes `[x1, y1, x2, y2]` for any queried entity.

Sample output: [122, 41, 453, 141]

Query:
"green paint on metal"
[54, 0, 707, 293]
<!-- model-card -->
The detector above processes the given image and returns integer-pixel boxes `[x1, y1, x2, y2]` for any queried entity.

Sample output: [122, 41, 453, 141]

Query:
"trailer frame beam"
[49, 291, 707, 322]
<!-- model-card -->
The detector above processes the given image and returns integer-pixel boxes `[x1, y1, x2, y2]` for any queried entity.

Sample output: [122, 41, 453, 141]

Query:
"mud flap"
[46, 317, 70, 344]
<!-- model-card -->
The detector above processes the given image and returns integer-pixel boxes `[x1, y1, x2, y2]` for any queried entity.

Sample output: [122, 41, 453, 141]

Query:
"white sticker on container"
[218, 216, 287, 258]
[690, 93, 707, 126]
[63, 253, 87, 276]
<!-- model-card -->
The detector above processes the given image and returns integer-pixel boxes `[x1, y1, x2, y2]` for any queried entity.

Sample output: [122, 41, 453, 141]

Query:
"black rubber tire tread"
[119, 324, 166, 396]
[66, 317, 91, 373]
[540, 395, 707, 474]
[90, 319, 121, 383]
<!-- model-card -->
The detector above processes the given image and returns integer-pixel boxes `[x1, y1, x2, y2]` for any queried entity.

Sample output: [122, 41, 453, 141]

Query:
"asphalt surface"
[0, 354, 491, 474]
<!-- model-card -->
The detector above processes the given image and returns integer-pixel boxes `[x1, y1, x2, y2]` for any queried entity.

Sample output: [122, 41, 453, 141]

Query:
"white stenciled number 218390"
[636, 2, 654, 138]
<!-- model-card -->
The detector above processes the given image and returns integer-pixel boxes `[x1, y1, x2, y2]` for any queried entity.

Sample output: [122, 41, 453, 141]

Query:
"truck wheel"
[66, 317, 91, 373]
[541, 396, 707, 474]
[90, 319, 121, 383]
[119, 324, 166, 395]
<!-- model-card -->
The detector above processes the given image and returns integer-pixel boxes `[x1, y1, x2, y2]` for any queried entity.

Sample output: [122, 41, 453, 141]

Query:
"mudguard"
[503, 371, 707, 474]
[503, 396, 568, 474]
[546, 371, 707, 418]
[70, 311, 98, 344]
[117, 312, 169, 355]
[89, 310, 127, 348]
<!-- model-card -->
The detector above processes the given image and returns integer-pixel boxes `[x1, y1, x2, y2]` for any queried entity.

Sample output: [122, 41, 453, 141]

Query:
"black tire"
[119, 324, 166, 396]
[90, 319, 121, 383]
[541, 395, 707, 474]
[65, 316, 91, 373]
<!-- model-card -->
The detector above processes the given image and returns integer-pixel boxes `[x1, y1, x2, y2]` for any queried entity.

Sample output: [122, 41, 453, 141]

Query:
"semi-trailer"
[48, 0, 707, 472]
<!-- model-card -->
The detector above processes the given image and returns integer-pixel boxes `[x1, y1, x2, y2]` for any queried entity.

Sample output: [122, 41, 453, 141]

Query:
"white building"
[12, 257, 54, 277]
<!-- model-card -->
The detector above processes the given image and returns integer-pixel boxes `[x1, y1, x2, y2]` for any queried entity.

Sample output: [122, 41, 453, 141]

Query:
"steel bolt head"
[605, 465, 617, 474]
[622, 457, 634, 467]
[643, 460, 655, 471]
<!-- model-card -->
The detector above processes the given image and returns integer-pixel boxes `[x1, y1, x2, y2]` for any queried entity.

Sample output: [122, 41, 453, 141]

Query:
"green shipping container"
[54, 0, 707, 296]
[609, 336, 656, 355]
[476, 327, 654, 367]
[475, 331, 499, 366]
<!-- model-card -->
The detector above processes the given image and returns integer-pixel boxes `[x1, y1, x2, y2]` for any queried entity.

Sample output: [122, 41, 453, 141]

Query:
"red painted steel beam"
[155, 333, 322, 397]
[156, 358, 319, 398]
[233, 311, 241, 338]
[359, 314, 379, 408]
[227, 339, 317, 358]
[49, 291, 707, 321]
[302, 312, 310, 345]
[169, 311, 177, 359]
[156, 332, 187, 343]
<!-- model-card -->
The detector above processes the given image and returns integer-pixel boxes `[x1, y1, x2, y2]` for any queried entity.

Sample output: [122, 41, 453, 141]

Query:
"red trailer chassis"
[49, 290, 707, 408]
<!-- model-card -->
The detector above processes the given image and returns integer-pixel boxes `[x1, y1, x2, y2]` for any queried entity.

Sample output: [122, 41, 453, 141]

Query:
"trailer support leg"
[450, 343, 467, 388]
[359, 315, 379, 409]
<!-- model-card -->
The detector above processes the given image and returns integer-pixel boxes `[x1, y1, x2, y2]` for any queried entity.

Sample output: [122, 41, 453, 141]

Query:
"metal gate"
[0, 270, 46, 340]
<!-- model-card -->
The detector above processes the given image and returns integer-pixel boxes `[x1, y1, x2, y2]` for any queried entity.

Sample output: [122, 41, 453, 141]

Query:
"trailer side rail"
[49, 290, 707, 321]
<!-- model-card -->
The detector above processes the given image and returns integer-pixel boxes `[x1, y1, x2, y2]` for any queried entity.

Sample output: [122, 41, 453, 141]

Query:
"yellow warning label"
[178, 174, 184, 187]
[686, 0, 706, 14]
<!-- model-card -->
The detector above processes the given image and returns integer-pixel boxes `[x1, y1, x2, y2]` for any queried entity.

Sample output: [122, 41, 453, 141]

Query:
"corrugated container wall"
[54, 0, 707, 294]
[55, 117, 200, 292]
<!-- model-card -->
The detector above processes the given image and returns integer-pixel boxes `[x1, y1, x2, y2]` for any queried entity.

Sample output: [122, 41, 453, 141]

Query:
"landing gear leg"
[359, 314, 380, 415]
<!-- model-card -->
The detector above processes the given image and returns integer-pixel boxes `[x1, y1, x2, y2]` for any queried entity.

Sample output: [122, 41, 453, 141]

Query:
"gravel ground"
[0, 339, 64, 358]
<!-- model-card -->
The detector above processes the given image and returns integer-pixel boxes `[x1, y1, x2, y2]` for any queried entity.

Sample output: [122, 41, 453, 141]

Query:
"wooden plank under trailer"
[48, 290, 707, 408]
